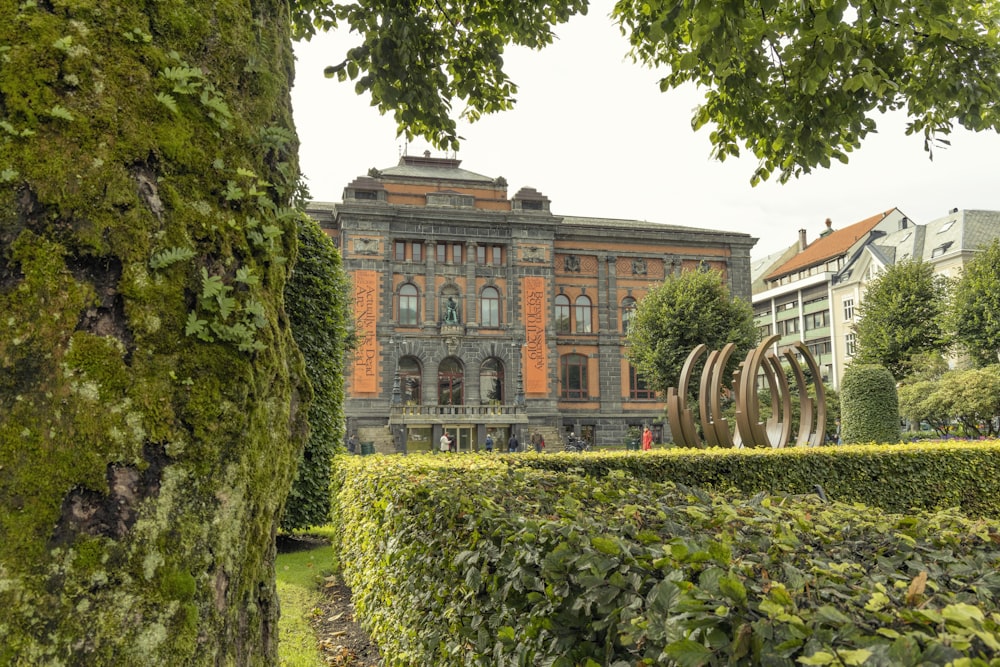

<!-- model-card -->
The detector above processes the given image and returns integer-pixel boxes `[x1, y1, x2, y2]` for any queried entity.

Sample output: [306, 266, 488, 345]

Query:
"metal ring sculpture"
[666, 335, 826, 448]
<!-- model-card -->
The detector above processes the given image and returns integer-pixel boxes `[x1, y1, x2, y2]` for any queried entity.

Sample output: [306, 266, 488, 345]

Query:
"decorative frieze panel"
[555, 253, 597, 275]
[615, 257, 664, 279]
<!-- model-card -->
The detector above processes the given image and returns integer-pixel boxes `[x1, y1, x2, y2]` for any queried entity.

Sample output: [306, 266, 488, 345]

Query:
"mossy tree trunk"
[0, 0, 307, 663]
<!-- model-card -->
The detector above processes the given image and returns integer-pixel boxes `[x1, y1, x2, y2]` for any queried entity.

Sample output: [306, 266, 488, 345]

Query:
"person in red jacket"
[642, 426, 653, 451]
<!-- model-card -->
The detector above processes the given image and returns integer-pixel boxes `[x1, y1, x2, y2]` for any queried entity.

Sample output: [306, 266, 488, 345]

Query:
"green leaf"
[664, 639, 712, 667]
[155, 93, 180, 114]
[591, 536, 620, 556]
[797, 651, 836, 666]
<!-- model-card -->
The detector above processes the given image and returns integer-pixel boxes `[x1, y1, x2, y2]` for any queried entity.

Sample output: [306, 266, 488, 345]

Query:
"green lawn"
[276, 539, 334, 666]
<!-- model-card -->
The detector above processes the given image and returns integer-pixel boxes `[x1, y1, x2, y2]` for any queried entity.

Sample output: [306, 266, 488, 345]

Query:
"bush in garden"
[840, 363, 900, 444]
[333, 455, 1000, 666]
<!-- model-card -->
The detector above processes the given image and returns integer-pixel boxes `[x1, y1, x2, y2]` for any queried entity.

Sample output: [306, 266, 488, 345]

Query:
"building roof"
[380, 153, 496, 184]
[919, 209, 1000, 261]
[764, 208, 899, 281]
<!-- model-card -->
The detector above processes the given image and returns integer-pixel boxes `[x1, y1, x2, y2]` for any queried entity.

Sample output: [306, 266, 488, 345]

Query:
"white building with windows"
[830, 208, 1000, 380]
[752, 208, 911, 388]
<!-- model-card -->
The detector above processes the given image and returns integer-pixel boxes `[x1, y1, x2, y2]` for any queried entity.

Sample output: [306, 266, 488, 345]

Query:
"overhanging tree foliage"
[853, 260, 951, 380]
[613, 0, 1000, 184]
[625, 269, 757, 396]
[951, 238, 1000, 367]
[294, 0, 1000, 183]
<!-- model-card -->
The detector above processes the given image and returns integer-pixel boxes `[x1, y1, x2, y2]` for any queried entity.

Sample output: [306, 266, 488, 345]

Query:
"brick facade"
[307, 154, 756, 452]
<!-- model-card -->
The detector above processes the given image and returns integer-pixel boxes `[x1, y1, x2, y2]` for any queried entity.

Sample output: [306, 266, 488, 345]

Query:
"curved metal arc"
[791, 341, 827, 447]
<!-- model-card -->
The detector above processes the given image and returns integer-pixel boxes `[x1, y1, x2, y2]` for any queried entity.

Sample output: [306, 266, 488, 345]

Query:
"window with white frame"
[845, 333, 857, 356]
[843, 297, 855, 321]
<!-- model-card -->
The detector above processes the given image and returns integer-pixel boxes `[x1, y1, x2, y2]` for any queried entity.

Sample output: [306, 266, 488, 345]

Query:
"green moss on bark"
[1, 0, 308, 663]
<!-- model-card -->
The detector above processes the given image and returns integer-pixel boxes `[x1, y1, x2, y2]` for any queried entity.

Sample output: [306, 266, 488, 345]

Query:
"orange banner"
[352, 270, 379, 393]
[522, 276, 547, 394]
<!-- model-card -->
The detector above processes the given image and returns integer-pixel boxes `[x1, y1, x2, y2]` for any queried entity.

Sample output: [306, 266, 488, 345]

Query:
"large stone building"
[307, 153, 756, 452]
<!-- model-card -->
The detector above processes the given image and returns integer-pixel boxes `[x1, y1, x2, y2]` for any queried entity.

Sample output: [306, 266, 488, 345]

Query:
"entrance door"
[443, 425, 476, 452]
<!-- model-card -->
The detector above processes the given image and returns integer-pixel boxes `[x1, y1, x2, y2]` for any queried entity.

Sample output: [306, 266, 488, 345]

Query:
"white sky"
[290, 1, 1000, 259]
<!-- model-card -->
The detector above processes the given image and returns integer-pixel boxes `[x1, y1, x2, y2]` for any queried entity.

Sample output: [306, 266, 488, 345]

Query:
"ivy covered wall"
[0, 0, 307, 663]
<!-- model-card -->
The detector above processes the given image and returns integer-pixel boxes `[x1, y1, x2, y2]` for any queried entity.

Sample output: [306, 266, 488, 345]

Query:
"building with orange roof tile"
[831, 208, 1000, 380]
[752, 208, 912, 388]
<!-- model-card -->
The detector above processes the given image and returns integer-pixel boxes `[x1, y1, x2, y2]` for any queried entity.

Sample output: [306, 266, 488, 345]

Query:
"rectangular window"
[845, 333, 857, 357]
[805, 311, 829, 330]
[492, 246, 502, 265]
[758, 324, 772, 338]
[477, 246, 486, 264]
[779, 318, 799, 335]
[452, 243, 463, 263]
[412, 242, 422, 262]
[394, 241, 406, 261]
[629, 365, 655, 400]
[437, 243, 447, 263]
[807, 341, 831, 357]
[843, 298, 855, 321]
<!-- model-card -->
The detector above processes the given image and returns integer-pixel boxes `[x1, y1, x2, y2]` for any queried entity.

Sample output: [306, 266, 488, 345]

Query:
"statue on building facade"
[444, 296, 460, 324]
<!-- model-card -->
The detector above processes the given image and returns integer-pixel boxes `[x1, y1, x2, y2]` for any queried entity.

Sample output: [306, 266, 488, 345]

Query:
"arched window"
[397, 283, 419, 326]
[438, 357, 464, 405]
[399, 357, 422, 404]
[560, 354, 588, 399]
[621, 296, 637, 333]
[480, 286, 500, 328]
[574, 295, 592, 333]
[479, 358, 504, 403]
[554, 294, 570, 334]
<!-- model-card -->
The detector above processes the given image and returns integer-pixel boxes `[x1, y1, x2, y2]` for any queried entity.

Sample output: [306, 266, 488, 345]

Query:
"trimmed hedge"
[333, 455, 1000, 666]
[841, 363, 901, 444]
[501, 441, 1000, 518]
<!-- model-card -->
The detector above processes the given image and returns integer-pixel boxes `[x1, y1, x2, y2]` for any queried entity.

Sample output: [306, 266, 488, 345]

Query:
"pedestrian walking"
[508, 432, 519, 453]
[485, 432, 494, 453]
[440, 432, 451, 453]
[642, 427, 653, 451]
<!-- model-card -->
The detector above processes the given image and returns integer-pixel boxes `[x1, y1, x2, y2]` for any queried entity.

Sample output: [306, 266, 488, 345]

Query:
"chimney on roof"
[819, 218, 834, 238]
[798, 229, 808, 251]
[423, 150, 431, 158]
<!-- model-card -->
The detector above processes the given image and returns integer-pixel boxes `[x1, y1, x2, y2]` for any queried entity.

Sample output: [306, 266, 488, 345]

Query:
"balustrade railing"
[390, 403, 520, 418]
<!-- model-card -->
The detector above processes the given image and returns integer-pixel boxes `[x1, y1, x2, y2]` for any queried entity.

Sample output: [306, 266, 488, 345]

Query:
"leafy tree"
[898, 380, 952, 436]
[626, 269, 757, 396]
[933, 367, 1000, 439]
[614, 0, 1000, 184]
[282, 217, 352, 531]
[853, 261, 951, 380]
[951, 238, 1000, 367]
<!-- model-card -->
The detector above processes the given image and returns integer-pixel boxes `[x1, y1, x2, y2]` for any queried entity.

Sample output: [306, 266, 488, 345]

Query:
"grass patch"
[276, 542, 333, 666]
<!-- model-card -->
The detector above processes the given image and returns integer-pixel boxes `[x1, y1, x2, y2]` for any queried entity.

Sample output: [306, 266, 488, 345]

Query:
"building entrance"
[442, 425, 476, 452]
